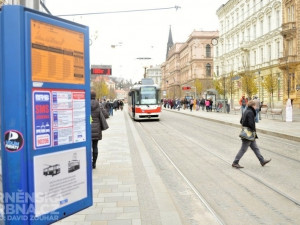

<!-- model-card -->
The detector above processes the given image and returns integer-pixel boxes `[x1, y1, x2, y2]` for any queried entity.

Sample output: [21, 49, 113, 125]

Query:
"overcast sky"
[46, 0, 228, 82]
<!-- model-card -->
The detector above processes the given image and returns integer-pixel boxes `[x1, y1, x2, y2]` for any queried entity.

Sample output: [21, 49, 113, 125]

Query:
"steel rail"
[157, 120, 300, 207]
[138, 122, 227, 225]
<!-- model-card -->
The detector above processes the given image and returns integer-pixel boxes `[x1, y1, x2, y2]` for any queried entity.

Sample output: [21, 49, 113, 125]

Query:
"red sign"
[182, 86, 191, 90]
[91, 68, 111, 75]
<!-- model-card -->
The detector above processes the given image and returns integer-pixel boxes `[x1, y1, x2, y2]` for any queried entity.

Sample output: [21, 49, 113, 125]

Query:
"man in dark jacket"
[91, 91, 102, 169]
[232, 100, 271, 169]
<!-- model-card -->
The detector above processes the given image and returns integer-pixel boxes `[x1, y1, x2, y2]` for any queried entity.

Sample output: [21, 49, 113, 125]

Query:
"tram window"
[135, 91, 140, 104]
[141, 87, 157, 104]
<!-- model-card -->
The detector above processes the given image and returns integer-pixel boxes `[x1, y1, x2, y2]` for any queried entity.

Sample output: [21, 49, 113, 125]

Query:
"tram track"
[136, 121, 226, 225]
[176, 117, 300, 164]
[165, 110, 300, 164]
[155, 119, 300, 207]
[134, 117, 300, 224]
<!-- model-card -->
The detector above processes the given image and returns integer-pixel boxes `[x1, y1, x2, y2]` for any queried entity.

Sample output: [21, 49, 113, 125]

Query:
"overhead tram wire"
[56, 6, 181, 17]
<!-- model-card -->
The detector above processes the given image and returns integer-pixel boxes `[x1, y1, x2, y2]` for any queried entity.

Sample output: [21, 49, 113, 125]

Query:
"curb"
[163, 109, 300, 142]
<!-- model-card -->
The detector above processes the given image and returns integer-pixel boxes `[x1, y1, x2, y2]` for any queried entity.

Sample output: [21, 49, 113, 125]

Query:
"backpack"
[242, 98, 246, 106]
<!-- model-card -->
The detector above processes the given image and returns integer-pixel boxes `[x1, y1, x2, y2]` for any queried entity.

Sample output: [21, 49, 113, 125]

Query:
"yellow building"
[279, 0, 300, 106]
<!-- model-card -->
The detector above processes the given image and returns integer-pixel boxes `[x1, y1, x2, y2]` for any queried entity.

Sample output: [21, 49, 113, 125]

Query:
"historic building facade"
[215, 0, 284, 107]
[279, 0, 300, 105]
[146, 65, 162, 86]
[161, 31, 218, 99]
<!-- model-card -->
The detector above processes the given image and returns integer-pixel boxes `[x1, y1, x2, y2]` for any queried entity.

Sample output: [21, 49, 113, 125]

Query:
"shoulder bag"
[239, 127, 255, 141]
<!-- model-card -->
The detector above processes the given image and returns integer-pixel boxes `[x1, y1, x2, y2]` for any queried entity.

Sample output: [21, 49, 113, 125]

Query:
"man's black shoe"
[232, 163, 244, 169]
[261, 159, 271, 167]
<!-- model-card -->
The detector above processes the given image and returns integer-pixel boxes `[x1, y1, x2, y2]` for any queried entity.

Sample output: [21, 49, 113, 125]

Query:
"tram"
[128, 78, 161, 120]
[43, 164, 60, 176]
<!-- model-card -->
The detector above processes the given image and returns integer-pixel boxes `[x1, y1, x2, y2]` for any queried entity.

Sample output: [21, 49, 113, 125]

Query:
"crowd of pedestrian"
[90, 95, 124, 169]
[162, 97, 215, 112]
[99, 99, 124, 116]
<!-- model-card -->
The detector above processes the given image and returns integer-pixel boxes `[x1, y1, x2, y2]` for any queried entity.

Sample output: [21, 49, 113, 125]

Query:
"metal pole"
[286, 58, 290, 99]
[223, 76, 226, 113]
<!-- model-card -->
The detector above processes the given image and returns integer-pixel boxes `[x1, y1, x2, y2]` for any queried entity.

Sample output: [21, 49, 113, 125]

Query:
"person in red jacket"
[239, 95, 248, 114]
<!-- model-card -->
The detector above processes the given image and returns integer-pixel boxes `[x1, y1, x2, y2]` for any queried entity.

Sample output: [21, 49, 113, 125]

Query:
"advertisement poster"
[33, 91, 52, 148]
[33, 147, 87, 217]
[33, 89, 86, 149]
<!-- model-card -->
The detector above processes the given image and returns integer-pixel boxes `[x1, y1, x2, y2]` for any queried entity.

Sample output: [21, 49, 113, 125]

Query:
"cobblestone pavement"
[55, 109, 183, 225]
[54, 105, 299, 225]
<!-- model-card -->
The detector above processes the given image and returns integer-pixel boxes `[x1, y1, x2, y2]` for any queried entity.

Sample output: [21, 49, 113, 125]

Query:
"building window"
[260, 47, 264, 63]
[216, 66, 219, 76]
[241, 8, 244, 20]
[206, 44, 211, 58]
[253, 24, 256, 38]
[206, 63, 211, 76]
[216, 46, 219, 57]
[276, 10, 280, 27]
[268, 15, 271, 32]
[260, 20, 264, 36]
[247, 4, 250, 17]
[236, 12, 239, 24]
[288, 39, 293, 55]
[276, 41, 280, 58]
[247, 28, 250, 41]
[253, 0, 256, 12]
[254, 50, 256, 65]
[268, 44, 271, 61]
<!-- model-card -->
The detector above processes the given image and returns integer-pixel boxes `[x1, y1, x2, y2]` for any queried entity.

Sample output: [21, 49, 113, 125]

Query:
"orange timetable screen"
[31, 20, 85, 84]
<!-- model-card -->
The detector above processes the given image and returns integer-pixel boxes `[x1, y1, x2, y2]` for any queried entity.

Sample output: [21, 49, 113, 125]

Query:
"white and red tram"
[128, 78, 161, 120]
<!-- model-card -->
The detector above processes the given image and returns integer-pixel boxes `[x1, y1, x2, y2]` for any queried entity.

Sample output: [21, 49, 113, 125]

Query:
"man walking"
[232, 100, 271, 168]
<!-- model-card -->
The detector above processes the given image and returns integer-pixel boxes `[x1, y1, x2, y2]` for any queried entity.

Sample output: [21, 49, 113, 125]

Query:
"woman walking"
[232, 100, 271, 168]
[91, 91, 102, 169]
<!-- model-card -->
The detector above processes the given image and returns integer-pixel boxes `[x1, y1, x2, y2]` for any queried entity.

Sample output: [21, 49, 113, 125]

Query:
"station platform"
[55, 109, 183, 225]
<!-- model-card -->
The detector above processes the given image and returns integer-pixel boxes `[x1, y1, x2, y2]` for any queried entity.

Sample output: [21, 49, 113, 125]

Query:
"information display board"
[0, 5, 92, 225]
[31, 20, 85, 84]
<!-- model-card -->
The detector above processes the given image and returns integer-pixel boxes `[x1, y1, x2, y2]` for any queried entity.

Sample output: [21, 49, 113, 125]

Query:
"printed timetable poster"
[33, 89, 86, 149]
[31, 20, 85, 84]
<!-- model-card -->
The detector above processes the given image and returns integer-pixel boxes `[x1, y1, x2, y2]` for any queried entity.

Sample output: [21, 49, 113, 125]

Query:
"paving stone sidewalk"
[55, 110, 141, 225]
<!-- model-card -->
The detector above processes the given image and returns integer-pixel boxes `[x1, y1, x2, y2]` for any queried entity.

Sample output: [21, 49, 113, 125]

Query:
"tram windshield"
[140, 87, 157, 104]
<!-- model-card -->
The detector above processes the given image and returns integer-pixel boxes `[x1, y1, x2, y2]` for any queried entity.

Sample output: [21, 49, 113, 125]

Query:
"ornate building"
[215, 0, 283, 107]
[161, 31, 218, 99]
[279, 0, 300, 105]
[146, 65, 162, 86]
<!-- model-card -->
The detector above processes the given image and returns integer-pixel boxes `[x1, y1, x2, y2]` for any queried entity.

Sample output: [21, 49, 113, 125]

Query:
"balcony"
[239, 41, 251, 51]
[279, 55, 300, 69]
[281, 22, 296, 37]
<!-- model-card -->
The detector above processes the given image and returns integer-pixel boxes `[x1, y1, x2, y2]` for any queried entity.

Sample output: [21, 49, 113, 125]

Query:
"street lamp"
[136, 57, 151, 79]
[144, 66, 147, 78]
